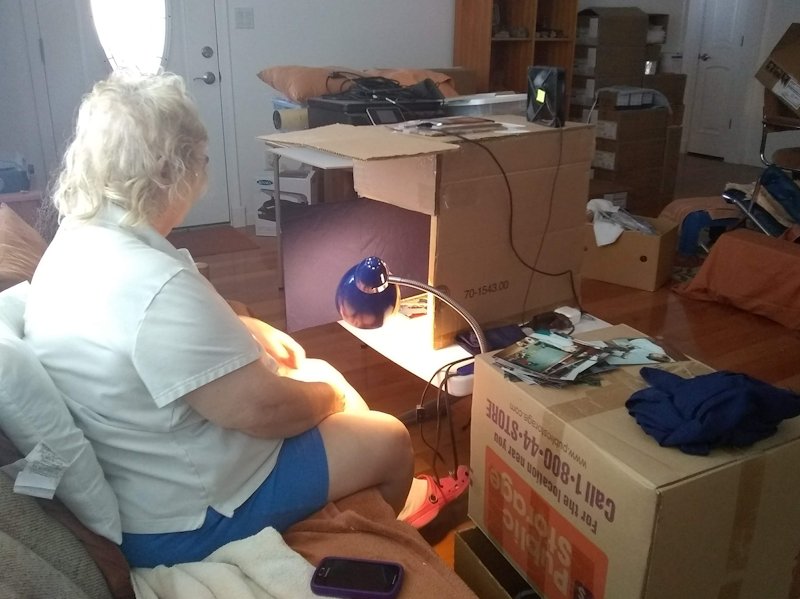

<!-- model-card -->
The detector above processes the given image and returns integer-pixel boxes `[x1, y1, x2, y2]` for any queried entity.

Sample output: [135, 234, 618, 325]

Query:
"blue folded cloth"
[626, 367, 800, 455]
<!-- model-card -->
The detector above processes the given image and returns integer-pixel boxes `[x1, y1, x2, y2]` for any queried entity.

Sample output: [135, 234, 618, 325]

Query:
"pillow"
[257, 65, 355, 103]
[0, 284, 123, 544]
[256, 65, 459, 103]
[0, 203, 47, 292]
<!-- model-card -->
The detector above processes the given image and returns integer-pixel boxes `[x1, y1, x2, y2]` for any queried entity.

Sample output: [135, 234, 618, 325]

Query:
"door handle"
[194, 71, 216, 85]
[698, 53, 711, 61]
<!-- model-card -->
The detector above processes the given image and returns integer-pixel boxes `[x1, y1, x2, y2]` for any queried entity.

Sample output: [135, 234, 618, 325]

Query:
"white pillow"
[0, 283, 122, 543]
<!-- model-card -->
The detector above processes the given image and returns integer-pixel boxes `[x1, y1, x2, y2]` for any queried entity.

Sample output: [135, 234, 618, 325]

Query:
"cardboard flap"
[259, 124, 459, 161]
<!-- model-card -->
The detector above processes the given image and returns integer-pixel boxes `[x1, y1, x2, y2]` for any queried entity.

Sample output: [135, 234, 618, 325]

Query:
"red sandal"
[403, 465, 470, 529]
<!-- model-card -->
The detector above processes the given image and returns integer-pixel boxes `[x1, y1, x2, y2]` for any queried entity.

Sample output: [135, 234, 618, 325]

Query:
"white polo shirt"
[24, 207, 282, 534]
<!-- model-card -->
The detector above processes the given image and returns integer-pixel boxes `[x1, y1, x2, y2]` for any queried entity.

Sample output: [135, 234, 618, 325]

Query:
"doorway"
[24, 0, 235, 227]
[684, 0, 763, 162]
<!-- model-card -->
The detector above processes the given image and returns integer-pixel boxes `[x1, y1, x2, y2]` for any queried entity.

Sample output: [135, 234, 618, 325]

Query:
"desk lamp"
[335, 256, 489, 354]
[336, 256, 474, 526]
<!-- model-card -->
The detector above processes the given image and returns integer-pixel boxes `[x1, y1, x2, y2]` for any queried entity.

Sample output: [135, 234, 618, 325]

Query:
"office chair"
[718, 91, 800, 238]
[759, 89, 800, 177]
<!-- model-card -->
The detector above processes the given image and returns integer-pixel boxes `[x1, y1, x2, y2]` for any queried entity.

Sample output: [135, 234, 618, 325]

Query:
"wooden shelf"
[454, 0, 577, 107]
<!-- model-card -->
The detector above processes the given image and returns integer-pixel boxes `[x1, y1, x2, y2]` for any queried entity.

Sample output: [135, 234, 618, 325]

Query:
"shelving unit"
[454, 0, 578, 106]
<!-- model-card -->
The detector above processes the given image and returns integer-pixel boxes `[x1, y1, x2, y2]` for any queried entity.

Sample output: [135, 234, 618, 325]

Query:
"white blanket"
[130, 526, 332, 599]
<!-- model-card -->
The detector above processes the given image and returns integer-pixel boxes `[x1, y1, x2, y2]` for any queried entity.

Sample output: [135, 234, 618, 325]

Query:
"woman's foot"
[397, 466, 470, 529]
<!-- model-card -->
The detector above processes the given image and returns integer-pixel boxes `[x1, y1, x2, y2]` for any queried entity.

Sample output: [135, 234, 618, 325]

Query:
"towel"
[130, 526, 330, 599]
[626, 367, 800, 455]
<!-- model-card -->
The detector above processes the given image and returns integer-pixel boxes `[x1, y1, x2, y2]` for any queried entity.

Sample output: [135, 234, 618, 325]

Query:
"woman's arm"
[184, 355, 345, 438]
[238, 316, 306, 371]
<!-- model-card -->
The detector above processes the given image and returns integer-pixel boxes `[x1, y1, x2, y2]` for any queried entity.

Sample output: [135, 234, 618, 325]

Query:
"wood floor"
[197, 153, 800, 571]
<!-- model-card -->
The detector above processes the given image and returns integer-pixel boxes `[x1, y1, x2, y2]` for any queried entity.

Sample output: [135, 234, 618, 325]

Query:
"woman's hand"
[238, 316, 306, 371]
[285, 359, 369, 413]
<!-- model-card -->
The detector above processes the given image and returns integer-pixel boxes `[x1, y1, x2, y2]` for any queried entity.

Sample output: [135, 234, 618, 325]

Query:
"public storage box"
[261, 119, 594, 348]
[755, 23, 800, 117]
[469, 323, 800, 599]
[581, 216, 677, 291]
[454, 527, 539, 599]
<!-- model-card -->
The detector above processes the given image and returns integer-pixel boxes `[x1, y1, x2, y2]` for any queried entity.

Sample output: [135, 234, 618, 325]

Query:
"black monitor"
[526, 66, 565, 128]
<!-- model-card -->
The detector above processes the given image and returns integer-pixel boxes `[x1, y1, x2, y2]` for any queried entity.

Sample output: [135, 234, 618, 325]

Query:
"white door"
[686, 0, 756, 159]
[163, 0, 230, 226]
[29, 0, 230, 226]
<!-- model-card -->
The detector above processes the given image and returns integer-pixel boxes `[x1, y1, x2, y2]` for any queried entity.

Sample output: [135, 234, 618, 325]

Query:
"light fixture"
[335, 256, 489, 354]
[336, 256, 473, 524]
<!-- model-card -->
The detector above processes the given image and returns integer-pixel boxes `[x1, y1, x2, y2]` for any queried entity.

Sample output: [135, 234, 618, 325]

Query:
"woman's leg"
[317, 409, 414, 514]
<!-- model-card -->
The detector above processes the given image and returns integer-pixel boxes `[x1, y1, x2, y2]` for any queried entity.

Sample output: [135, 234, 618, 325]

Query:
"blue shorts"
[120, 427, 329, 568]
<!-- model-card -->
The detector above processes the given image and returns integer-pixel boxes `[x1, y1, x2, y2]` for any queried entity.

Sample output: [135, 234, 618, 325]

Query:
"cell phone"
[310, 556, 404, 598]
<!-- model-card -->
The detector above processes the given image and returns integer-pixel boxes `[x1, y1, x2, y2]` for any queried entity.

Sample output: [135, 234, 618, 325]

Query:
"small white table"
[340, 312, 612, 397]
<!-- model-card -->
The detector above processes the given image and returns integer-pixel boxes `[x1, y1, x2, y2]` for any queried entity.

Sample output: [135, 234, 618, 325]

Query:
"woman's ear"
[157, 157, 173, 184]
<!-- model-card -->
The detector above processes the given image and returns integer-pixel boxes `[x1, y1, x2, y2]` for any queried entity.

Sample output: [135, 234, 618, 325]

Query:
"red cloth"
[674, 229, 800, 329]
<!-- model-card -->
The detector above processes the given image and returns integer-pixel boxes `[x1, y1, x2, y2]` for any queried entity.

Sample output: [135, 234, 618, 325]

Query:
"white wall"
[224, 0, 456, 224]
[0, 0, 455, 222]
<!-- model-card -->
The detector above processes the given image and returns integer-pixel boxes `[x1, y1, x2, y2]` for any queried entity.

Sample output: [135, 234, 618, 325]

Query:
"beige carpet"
[167, 225, 258, 257]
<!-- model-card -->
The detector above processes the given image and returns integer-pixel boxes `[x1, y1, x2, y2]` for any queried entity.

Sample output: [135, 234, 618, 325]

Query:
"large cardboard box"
[581, 216, 677, 291]
[263, 119, 594, 348]
[593, 138, 665, 173]
[661, 125, 683, 198]
[594, 107, 668, 142]
[593, 164, 663, 193]
[755, 23, 800, 117]
[574, 44, 646, 80]
[642, 73, 687, 110]
[469, 323, 800, 599]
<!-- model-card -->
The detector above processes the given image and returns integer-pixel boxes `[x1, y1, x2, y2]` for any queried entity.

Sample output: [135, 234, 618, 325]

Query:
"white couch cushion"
[0, 282, 122, 543]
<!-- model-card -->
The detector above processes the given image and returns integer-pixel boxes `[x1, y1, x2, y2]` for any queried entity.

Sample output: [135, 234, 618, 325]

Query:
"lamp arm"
[387, 275, 489, 354]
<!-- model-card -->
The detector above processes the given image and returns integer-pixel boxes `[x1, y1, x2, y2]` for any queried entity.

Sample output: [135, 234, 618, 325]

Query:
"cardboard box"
[642, 73, 687, 110]
[596, 87, 655, 110]
[254, 168, 319, 236]
[581, 216, 677, 291]
[469, 323, 800, 599]
[574, 44, 647, 80]
[454, 527, 539, 599]
[576, 8, 649, 47]
[593, 138, 666, 173]
[262, 119, 594, 348]
[661, 126, 683, 198]
[588, 178, 629, 209]
[594, 107, 668, 141]
[593, 164, 670, 217]
[755, 23, 800, 117]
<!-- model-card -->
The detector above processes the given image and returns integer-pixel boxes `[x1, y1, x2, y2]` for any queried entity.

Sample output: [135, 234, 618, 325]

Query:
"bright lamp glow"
[336, 257, 489, 354]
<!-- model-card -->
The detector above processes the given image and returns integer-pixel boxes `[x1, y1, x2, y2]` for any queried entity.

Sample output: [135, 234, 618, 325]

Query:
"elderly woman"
[22, 71, 447, 568]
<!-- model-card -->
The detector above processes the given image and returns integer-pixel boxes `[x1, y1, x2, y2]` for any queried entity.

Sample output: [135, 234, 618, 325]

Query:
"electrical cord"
[415, 356, 474, 479]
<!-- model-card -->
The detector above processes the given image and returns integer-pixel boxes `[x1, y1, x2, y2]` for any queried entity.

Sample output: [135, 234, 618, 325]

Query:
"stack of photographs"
[492, 332, 674, 387]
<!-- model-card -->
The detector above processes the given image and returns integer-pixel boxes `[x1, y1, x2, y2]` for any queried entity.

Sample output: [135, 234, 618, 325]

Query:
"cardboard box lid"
[260, 123, 459, 161]
[260, 119, 550, 162]
[476, 323, 800, 489]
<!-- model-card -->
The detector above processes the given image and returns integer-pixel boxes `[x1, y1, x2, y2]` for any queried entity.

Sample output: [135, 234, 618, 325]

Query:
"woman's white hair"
[52, 71, 208, 226]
